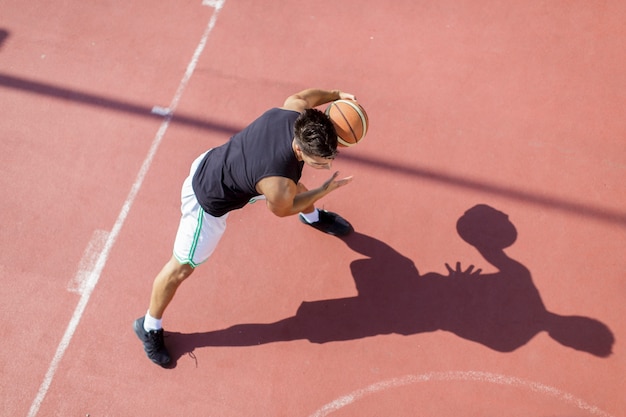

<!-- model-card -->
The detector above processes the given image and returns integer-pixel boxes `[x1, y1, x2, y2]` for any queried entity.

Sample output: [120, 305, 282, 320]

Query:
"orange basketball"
[325, 99, 369, 147]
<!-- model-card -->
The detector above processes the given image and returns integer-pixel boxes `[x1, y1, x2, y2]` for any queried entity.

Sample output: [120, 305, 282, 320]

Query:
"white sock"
[143, 310, 162, 332]
[300, 208, 320, 223]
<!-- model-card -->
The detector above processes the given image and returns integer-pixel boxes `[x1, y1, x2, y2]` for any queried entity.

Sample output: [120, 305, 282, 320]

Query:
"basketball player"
[134, 88, 356, 366]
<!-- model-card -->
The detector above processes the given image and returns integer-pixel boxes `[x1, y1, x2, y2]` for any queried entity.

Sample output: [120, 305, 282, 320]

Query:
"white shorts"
[173, 151, 228, 268]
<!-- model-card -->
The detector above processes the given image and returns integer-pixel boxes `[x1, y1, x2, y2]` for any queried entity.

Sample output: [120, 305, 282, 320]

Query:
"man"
[134, 88, 356, 366]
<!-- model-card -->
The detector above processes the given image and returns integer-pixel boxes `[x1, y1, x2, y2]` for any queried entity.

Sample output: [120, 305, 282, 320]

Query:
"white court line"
[26, 2, 226, 416]
[67, 229, 110, 294]
[202, 0, 226, 7]
[308, 371, 615, 417]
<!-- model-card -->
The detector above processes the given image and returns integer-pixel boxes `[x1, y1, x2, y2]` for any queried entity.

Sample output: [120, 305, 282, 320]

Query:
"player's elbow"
[267, 204, 293, 218]
[274, 211, 292, 218]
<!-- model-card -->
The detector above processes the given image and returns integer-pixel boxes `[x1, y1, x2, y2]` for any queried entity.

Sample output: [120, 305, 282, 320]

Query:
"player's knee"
[179, 263, 195, 282]
[168, 257, 195, 282]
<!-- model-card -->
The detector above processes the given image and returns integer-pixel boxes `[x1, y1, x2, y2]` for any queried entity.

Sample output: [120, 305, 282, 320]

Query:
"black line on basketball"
[334, 103, 358, 142]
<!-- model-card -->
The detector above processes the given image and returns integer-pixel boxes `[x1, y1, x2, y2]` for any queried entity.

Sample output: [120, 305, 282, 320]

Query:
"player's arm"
[282, 88, 356, 113]
[256, 173, 352, 217]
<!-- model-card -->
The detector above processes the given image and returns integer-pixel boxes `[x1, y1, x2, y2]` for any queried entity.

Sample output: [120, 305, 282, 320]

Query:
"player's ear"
[292, 139, 303, 156]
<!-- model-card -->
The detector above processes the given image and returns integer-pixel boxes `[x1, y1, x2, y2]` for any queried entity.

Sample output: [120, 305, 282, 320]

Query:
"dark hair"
[294, 108, 338, 158]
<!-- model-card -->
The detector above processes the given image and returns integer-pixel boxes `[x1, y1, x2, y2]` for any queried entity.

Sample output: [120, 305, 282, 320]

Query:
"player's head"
[294, 108, 338, 160]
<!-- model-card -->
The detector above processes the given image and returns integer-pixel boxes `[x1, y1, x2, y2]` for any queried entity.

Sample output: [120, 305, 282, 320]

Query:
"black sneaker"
[133, 316, 171, 367]
[299, 209, 353, 236]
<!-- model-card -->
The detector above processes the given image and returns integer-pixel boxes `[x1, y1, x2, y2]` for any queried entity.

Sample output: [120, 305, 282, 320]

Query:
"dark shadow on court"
[340, 153, 626, 227]
[0, 29, 9, 50]
[0, 72, 241, 136]
[164, 204, 614, 367]
[1, 64, 624, 226]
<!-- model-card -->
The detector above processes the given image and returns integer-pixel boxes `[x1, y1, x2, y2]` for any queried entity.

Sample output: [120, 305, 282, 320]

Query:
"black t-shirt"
[192, 108, 304, 217]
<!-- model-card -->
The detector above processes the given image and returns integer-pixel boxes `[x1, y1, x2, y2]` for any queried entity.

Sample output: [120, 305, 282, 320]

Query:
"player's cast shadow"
[165, 204, 614, 367]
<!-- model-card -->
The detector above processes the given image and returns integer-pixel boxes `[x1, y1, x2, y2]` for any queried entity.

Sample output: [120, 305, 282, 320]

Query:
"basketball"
[325, 99, 369, 147]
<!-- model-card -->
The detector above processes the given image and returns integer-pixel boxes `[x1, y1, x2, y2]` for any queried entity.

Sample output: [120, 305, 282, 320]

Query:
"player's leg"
[133, 256, 193, 367]
[134, 150, 227, 366]
[148, 255, 194, 320]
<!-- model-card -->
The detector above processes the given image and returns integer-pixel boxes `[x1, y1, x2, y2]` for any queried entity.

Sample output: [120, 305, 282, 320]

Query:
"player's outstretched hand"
[322, 171, 353, 193]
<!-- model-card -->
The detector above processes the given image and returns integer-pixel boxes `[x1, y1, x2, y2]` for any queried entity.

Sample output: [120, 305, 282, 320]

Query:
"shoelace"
[146, 329, 166, 353]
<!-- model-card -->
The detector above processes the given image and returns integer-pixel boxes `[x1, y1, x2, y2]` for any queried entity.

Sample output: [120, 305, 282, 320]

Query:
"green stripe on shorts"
[186, 208, 204, 268]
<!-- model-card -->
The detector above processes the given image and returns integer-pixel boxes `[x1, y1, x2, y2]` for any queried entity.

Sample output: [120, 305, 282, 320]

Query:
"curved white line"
[308, 371, 614, 417]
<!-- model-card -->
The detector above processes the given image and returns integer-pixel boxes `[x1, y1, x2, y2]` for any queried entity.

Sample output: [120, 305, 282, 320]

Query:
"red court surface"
[1, 1, 625, 416]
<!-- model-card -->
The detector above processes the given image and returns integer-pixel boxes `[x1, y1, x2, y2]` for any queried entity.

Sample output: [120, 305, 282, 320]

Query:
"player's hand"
[339, 91, 357, 101]
[321, 171, 353, 193]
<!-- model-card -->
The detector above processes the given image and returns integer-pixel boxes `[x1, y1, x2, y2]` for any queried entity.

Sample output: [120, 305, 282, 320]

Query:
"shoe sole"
[133, 318, 147, 342]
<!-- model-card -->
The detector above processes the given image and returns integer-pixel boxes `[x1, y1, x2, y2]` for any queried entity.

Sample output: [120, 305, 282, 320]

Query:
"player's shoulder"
[262, 107, 301, 124]
[281, 94, 308, 113]
[274, 106, 302, 115]
[262, 107, 301, 117]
